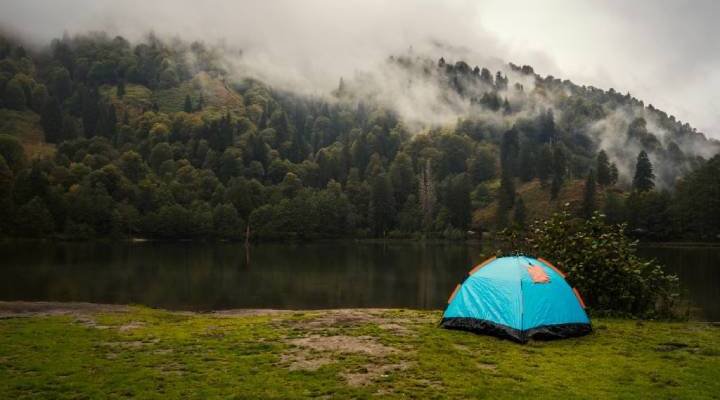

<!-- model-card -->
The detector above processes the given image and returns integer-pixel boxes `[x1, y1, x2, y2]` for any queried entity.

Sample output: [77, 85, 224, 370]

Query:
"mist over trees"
[0, 32, 718, 241]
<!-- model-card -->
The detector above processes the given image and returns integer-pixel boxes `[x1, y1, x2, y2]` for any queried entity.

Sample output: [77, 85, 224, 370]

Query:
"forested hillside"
[0, 32, 718, 241]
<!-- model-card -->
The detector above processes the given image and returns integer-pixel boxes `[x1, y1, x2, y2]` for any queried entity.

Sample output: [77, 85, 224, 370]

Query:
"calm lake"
[1, 241, 718, 321]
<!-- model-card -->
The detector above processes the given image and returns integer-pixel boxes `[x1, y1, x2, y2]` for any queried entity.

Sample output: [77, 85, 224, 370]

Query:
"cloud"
[0, 0, 718, 138]
[475, 0, 720, 138]
[0, 1, 503, 91]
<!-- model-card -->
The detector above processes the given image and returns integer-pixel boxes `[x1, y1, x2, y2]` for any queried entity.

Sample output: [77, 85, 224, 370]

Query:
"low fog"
[0, 0, 508, 95]
[2, 0, 718, 139]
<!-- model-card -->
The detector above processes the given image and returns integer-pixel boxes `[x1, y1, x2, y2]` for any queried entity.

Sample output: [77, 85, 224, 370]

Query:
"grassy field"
[100, 72, 246, 120]
[153, 72, 245, 117]
[0, 303, 718, 399]
[0, 108, 55, 159]
[101, 83, 154, 112]
[473, 179, 620, 229]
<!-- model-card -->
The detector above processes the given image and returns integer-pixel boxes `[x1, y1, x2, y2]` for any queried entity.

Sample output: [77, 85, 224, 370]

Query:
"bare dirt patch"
[211, 309, 294, 317]
[342, 361, 410, 387]
[477, 362, 498, 370]
[101, 341, 148, 350]
[155, 361, 187, 376]
[409, 378, 444, 390]
[280, 309, 425, 336]
[280, 351, 334, 371]
[74, 316, 111, 330]
[295, 310, 379, 330]
[453, 344, 471, 353]
[287, 335, 397, 357]
[377, 323, 411, 335]
[101, 338, 160, 350]
[118, 322, 145, 332]
[281, 332, 403, 375]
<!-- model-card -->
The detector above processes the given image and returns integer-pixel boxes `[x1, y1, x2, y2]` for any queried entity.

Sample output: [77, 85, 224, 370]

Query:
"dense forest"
[0, 32, 719, 241]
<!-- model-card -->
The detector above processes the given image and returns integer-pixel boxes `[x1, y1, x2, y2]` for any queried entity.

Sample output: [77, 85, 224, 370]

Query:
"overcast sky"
[1, 0, 718, 138]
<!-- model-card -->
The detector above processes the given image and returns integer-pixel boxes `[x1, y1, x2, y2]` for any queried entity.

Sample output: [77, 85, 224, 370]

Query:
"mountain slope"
[0, 32, 717, 240]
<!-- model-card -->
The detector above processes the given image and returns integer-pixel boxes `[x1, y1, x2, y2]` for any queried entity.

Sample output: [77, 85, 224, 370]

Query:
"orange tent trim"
[538, 257, 566, 278]
[447, 284, 461, 304]
[468, 256, 497, 276]
[573, 288, 587, 308]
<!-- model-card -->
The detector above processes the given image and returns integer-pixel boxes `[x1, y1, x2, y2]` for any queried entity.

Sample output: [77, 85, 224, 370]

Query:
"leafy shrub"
[501, 206, 678, 318]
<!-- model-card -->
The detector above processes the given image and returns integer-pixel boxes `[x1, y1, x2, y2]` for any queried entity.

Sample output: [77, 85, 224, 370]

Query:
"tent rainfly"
[441, 255, 591, 343]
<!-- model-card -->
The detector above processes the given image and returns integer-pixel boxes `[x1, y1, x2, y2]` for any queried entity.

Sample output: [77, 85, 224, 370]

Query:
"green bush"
[502, 206, 679, 318]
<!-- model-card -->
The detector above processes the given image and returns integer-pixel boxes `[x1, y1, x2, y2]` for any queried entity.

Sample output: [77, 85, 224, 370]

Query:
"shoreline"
[2, 300, 719, 323]
[0, 300, 433, 319]
[2, 237, 720, 247]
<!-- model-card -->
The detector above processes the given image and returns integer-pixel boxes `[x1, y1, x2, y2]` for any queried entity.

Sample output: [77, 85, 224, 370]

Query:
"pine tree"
[550, 145, 566, 200]
[550, 174, 562, 200]
[41, 97, 63, 143]
[3, 78, 26, 110]
[446, 173, 471, 229]
[117, 80, 126, 98]
[609, 163, 619, 186]
[513, 195, 526, 228]
[95, 101, 116, 139]
[480, 68, 493, 85]
[197, 94, 205, 111]
[184, 94, 193, 113]
[389, 152, 415, 206]
[288, 125, 309, 163]
[217, 112, 233, 150]
[502, 98, 512, 115]
[537, 144, 553, 186]
[632, 150, 655, 192]
[603, 191, 626, 224]
[539, 109, 557, 143]
[418, 159, 436, 230]
[480, 92, 501, 111]
[581, 170, 597, 219]
[495, 71, 508, 90]
[369, 174, 395, 237]
[495, 204, 509, 229]
[497, 167, 516, 228]
[518, 144, 535, 182]
[498, 169, 515, 211]
[336, 77, 346, 96]
[82, 85, 100, 137]
[108, 103, 117, 140]
[596, 150, 612, 186]
[500, 128, 520, 177]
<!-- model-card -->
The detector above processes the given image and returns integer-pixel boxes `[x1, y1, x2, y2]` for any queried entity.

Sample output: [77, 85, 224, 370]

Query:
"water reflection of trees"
[0, 241, 487, 311]
[3, 242, 717, 319]
[638, 246, 720, 321]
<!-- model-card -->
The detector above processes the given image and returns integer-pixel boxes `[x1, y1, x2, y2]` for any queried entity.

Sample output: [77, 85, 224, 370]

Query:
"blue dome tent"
[441, 255, 591, 343]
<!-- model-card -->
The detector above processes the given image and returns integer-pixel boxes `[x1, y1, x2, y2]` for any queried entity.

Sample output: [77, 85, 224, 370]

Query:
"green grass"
[101, 73, 245, 120]
[101, 83, 154, 111]
[152, 72, 245, 117]
[0, 108, 54, 159]
[473, 179, 619, 228]
[0, 307, 718, 399]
